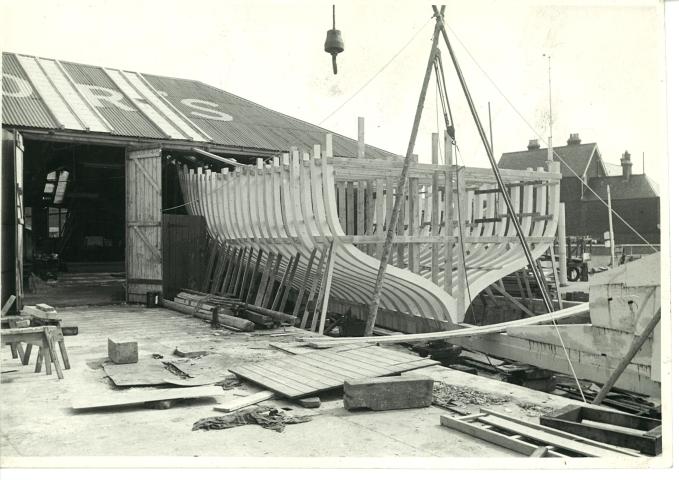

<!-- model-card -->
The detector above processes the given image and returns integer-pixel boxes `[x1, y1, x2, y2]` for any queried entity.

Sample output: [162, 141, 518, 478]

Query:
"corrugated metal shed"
[2, 52, 393, 157]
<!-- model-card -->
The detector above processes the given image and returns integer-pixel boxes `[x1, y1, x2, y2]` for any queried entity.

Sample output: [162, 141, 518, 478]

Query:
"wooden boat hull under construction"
[178, 137, 561, 334]
[178, 137, 660, 397]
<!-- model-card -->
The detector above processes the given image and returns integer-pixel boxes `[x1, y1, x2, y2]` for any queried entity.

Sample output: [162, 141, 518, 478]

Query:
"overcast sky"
[1, 0, 667, 182]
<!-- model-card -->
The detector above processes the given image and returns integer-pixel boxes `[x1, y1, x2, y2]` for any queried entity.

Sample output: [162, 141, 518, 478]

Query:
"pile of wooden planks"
[162, 289, 304, 331]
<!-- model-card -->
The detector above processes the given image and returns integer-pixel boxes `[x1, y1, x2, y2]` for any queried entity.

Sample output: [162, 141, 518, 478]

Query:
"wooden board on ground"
[103, 359, 173, 387]
[167, 354, 233, 385]
[72, 386, 225, 410]
[298, 303, 589, 348]
[213, 390, 276, 413]
[229, 345, 438, 399]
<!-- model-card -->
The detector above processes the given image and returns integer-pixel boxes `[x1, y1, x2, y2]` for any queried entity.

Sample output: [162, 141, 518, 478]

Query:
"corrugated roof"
[2, 52, 393, 157]
[584, 175, 659, 201]
[498, 143, 600, 178]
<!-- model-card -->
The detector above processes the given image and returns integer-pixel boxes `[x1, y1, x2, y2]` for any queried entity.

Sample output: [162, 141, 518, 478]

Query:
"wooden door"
[1, 129, 24, 314]
[162, 214, 208, 300]
[126, 146, 162, 303]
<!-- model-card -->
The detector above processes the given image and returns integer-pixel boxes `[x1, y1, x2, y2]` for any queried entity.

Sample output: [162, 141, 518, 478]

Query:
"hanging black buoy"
[324, 5, 344, 74]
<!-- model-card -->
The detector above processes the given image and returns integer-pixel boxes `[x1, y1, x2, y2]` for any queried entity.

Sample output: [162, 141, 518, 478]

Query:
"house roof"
[584, 174, 659, 201]
[498, 143, 602, 178]
[1, 52, 394, 158]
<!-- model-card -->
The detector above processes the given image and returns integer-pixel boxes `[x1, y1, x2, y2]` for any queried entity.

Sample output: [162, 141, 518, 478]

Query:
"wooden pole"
[607, 184, 616, 266]
[557, 203, 568, 286]
[364, 7, 444, 336]
[358, 117, 365, 159]
[592, 309, 661, 405]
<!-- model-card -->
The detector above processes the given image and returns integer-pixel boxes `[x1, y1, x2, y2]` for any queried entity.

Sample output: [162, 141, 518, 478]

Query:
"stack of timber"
[177, 133, 562, 334]
[162, 289, 302, 331]
[162, 292, 255, 332]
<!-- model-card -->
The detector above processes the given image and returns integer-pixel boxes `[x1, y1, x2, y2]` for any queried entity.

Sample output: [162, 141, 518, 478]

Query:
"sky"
[0, 0, 667, 183]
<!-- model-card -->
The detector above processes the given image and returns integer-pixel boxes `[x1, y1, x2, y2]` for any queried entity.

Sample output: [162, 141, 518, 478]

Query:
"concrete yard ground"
[1, 304, 585, 466]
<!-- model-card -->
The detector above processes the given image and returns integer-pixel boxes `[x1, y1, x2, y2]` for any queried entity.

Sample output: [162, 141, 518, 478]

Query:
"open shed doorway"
[22, 139, 126, 306]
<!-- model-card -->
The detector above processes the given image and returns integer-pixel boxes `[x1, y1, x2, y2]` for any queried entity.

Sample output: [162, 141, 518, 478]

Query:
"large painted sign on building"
[2, 52, 388, 157]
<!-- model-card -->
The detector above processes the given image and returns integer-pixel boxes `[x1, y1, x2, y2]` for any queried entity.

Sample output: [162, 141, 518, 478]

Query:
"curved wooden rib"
[178, 150, 561, 333]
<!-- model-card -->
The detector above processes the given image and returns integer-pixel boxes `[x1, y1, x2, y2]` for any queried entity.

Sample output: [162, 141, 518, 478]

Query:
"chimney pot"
[527, 139, 540, 150]
[567, 133, 581, 145]
[621, 150, 632, 180]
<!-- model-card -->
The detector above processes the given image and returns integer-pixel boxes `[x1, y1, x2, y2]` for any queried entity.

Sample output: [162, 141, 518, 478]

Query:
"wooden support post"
[357, 181, 365, 237]
[325, 133, 333, 158]
[292, 248, 318, 318]
[230, 247, 247, 295]
[397, 179, 407, 268]
[315, 240, 337, 334]
[549, 245, 564, 309]
[271, 255, 294, 311]
[302, 246, 328, 330]
[443, 171, 454, 293]
[220, 247, 240, 294]
[253, 252, 273, 306]
[277, 252, 300, 312]
[236, 247, 253, 298]
[365, 180, 375, 254]
[357, 117, 365, 159]
[261, 253, 283, 308]
[338, 181, 347, 232]
[408, 178, 420, 273]
[244, 249, 263, 302]
[375, 178, 385, 258]
[557, 202, 568, 286]
[431, 170, 440, 284]
[213, 245, 231, 294]
[347, 181, 355, 235]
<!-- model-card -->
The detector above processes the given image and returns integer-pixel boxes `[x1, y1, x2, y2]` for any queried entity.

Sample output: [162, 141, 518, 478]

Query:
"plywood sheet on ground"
[103, 359, 174, 386]
[71, 385, 225, 410]
[229, 345, 438, 398]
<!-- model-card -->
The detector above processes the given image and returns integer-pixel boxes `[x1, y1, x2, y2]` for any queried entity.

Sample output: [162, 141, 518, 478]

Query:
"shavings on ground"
[215, 378, 242, 390]
[192, 406, 312, 433]
[516, 401, 555, 417]
[432, 381, 512, 408]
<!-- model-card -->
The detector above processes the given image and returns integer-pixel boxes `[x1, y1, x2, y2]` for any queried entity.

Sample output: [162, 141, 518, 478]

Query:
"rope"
[319, 17, 433, 125]
[443, 19, 656, 251]
[437, 23, 587, 402]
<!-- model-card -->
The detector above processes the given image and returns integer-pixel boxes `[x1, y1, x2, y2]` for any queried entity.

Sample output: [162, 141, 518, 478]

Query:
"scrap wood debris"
[432, 382, 511, 408]
[192, 405, 312, 433]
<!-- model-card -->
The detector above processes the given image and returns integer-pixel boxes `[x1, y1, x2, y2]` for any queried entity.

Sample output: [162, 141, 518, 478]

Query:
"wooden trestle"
[178, 138, 561, 334]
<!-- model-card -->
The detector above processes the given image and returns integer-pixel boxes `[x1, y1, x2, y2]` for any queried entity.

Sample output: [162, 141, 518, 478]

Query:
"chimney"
[621, 150, 632, 181]
[527, 139, 540, 150]
[567, 133, 581, 145]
